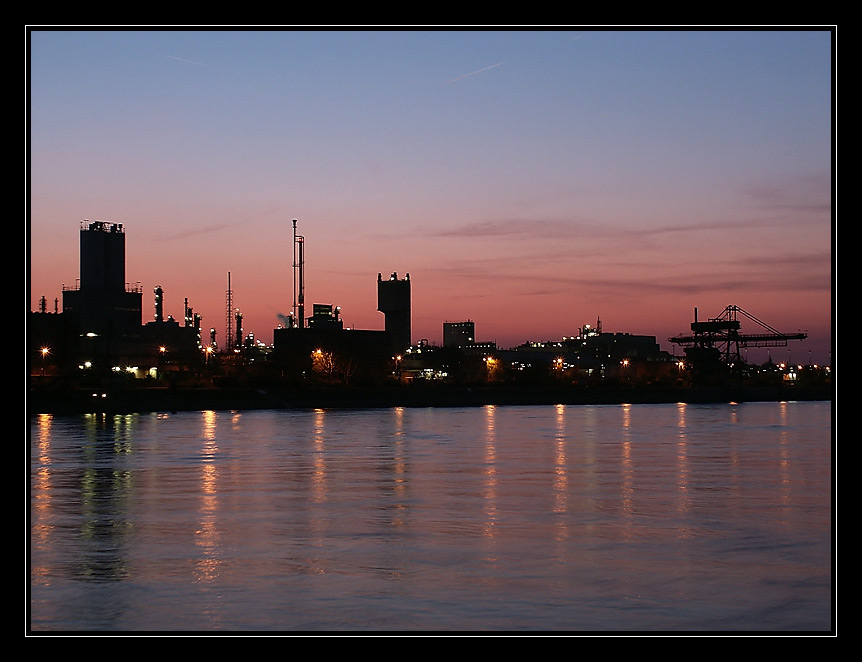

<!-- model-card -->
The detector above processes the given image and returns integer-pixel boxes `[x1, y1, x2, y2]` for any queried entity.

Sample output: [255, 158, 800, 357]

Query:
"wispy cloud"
[433, 259, 830, 299]
[160, 223, 234, 240]
[430, 218, 590, 239]
[428, 213, 827, 244]
[444, 61, 504, 85]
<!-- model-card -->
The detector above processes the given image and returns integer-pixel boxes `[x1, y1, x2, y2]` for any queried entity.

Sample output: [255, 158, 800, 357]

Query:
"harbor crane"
[669, 305, 808, 367]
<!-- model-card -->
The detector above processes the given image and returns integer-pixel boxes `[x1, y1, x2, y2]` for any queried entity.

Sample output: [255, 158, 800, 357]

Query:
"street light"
[484, 355, 498, 382]
[157, 345, 167, 380]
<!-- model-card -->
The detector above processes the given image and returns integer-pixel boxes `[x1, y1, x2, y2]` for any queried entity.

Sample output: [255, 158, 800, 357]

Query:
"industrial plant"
[28, 220, 830, 412]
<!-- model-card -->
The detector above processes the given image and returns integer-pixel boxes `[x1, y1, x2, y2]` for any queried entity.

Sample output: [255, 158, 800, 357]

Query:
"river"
[29, 401, 833, 633]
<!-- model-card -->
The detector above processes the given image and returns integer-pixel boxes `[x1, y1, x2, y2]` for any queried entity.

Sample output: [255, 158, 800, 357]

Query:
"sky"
[27, 28, 834, 365]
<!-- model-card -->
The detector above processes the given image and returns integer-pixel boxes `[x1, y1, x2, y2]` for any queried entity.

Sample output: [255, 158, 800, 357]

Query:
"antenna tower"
[225, 271, 234, 351]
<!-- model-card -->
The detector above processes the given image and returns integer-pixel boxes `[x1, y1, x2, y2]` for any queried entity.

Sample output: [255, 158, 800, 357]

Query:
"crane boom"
[669, 305, 807, 364]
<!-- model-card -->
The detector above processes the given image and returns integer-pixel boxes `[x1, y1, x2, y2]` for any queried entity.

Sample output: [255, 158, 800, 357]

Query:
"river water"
[29, 401, 833, 633]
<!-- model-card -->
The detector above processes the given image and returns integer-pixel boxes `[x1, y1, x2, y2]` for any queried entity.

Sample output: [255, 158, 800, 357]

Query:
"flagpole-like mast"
[292, 219, 304, 329]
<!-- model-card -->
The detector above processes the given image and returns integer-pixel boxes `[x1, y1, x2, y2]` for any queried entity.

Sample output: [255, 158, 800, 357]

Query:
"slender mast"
[292, 219, 304, 328]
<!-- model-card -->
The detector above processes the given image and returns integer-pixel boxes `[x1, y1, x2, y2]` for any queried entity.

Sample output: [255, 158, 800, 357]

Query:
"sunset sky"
[28, 28, 834, 364]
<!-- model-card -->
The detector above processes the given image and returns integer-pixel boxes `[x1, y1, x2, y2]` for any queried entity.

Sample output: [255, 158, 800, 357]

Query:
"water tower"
[377, 272, 411, 352]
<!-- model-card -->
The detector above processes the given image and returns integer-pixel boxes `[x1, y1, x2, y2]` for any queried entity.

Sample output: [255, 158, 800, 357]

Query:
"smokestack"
[292, 219, 305, 329]
[154, 285, 164, 322]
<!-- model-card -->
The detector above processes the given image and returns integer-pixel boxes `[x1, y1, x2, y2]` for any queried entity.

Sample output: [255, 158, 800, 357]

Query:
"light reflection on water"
[29, 402, 832, 632]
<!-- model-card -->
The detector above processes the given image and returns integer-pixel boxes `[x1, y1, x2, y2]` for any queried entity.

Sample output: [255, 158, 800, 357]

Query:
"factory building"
[443, 319, 496, 356]
[443, 320, 475, 348]
[271, 222, 412, 383]
[139, 285, 202, 367]
[307, 303, 344, 330]
[502, 319, 675, 382]
[272, 272, 413, 384]
[31, 221, 201, 379]
[61, 221, 143, 338]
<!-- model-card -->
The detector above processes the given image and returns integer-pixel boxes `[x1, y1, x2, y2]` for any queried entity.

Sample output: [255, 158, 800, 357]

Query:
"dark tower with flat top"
[62, 220, 143, 338]
[377, 272, 411, 353]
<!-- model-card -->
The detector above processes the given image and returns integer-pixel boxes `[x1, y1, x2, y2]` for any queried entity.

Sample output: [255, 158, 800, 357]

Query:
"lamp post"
[40, 346, 50, 376]
[158, 345, 166, 380]
[484, 355, 497, 383]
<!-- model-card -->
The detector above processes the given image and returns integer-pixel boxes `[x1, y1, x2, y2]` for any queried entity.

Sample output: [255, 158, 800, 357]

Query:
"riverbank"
[28, 382, 834, 415]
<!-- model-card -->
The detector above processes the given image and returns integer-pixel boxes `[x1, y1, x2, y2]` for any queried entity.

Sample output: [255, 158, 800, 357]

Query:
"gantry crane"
[669, 305, 808, 366]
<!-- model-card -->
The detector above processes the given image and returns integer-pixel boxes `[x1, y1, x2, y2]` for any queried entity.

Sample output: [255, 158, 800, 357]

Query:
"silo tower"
[62, 220, 142, 337]
[377, 272, 411, 352]
[79, 220, 127, 292]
